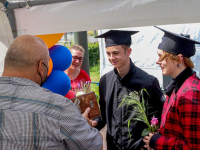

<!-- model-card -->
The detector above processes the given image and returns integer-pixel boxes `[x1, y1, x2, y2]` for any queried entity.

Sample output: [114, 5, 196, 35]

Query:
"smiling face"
[106, 45, 131, 70]
[156, 49, 179, 78]
[69, 49, 84, 70]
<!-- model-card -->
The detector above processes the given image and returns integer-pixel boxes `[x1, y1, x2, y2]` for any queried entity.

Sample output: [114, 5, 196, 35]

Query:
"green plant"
[88, 42, 100, 67]
[119, 89, 159, 138]
[87, 30, 97, 36]
[90, 70, 100, 103]
[90, 63, 100, 73]
[90, 71, 100, 82]
[91, 83, 100, 103]
[87, 31, 94, 36]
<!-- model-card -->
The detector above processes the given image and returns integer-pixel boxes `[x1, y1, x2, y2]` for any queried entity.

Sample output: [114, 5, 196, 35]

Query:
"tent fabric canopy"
[0, 6, 13, 47]
[7, 0, 26, 2]
[8, 0, 26, 2]
[13, 0, 200, 35]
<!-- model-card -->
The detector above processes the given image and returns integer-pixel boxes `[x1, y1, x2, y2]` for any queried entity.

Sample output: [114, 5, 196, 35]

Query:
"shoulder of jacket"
[43, 88, 73, 106]
[186, 74, 200, 86]
[133, 67, 157, 83]
[101, 70, 114, 78]
[177, 74, 200, 95]
[99, 70, 115, 85]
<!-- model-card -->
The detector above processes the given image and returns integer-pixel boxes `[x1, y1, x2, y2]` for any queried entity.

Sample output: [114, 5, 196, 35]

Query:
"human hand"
[82, 107, 97, 127]
[143, 133, 154, 150]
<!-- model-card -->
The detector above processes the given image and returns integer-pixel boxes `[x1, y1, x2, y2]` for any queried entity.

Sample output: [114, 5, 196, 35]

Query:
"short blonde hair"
[160, 50, 194, 69]
[69, 45, 85, 55]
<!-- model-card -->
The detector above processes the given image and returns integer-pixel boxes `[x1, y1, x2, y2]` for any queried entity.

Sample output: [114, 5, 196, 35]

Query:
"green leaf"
[118, 97, 127, 108]
[148, 126, 157, 133]
[141, 89, 146, 113]
[148, 126, 153, 132]
[132, 118, 149, 126]
[128, 119, 132, 139]
[141, 89, 151, 113]
[142, 128, 150, 137]
[143, 89, 151, 98]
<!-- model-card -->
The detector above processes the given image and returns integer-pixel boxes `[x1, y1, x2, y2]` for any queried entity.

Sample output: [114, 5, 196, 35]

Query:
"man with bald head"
[3, 35, 49, 86]
[0, 35, 103, 150]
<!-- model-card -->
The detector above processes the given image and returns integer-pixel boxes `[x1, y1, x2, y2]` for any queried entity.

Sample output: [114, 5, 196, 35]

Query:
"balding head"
[4, 35, 49, 70]
[2, 35, 49, 85]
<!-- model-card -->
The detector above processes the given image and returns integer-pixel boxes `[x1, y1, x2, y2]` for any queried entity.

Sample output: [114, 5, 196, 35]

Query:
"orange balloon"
[35, 33, 64, 49]
[47, 57, 53, 77]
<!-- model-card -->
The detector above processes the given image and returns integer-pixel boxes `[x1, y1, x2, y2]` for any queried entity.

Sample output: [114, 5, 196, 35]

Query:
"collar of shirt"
[114, 58, 136, 85]
[0, 77, 40, 87]
[165, 67, 195, 96]
[174, 67, 195, 93]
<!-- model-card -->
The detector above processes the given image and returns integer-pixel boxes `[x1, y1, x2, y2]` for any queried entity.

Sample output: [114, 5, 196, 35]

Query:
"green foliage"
[119, 89, 153, 138]
[141, 128, 150, 137]
[128, 118, 134, 138]
[90, 63, 100, 73]
[87, 30, 97, 36]
[88, 42, 100, 67]
[90, 70, 100, 81]
[87, 31, 94, 36]
[119, 91, 150, 125]
[90, 71, 100, 103]
[91, 83, 100, 103]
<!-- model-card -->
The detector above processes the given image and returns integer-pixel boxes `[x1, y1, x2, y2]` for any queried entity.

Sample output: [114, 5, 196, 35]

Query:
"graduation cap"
[95, 30, 139, 48]
[155, 26, 200, 57]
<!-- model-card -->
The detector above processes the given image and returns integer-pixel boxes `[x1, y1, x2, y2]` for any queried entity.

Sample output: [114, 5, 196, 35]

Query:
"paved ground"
[99, 125, 107, 150]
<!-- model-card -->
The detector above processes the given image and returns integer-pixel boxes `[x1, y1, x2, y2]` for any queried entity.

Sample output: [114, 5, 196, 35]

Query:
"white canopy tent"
[0, 5, 13, 47]
[1, 0, 200, 48]
[1, 0, 200, 86]
[0, 41, 8, 75]
[11, 0, 200, 35]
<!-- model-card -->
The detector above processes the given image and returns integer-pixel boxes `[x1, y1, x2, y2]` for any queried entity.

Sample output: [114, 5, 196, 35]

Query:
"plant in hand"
[119, 89, 159, 138]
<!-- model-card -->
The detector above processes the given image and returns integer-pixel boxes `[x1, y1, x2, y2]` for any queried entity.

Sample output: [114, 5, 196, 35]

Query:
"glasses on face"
[72, 56, 83, 62]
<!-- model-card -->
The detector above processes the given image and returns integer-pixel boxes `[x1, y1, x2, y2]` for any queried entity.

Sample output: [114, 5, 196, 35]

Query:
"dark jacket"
[96, 59, 164, 150]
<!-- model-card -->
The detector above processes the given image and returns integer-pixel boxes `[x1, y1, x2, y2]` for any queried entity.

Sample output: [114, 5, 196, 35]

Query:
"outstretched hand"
[82, 107, 97, 127]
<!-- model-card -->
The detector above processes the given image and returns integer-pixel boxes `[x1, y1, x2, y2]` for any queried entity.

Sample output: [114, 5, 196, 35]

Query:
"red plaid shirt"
[155, 74, 200, 150]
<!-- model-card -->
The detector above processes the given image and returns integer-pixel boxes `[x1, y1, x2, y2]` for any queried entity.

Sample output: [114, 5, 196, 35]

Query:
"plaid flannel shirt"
[0, 77, 102, 150]
[154, 74, 200, 150]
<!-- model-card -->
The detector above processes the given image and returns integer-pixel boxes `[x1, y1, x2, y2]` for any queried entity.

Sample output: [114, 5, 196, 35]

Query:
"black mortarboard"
[95, 30, 139, 48]
[155, 26, 200, 57]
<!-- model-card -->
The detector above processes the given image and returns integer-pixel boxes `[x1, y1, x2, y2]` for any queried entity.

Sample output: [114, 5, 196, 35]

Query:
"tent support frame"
[1, 0, 75, 10]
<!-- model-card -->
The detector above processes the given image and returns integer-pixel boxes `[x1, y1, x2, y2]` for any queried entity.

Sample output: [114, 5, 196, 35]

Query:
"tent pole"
[74, 31, 90, 77]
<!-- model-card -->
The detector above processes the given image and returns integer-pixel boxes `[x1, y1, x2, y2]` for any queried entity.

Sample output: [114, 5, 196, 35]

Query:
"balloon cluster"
[35, 33, 75, 98]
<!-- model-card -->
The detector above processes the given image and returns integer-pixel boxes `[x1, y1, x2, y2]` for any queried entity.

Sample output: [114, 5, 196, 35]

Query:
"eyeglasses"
[72, 56, 83, 61]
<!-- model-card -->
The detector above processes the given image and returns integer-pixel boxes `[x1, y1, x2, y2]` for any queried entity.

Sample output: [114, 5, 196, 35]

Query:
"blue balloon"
[42, 70, 71, 96]
[49, 45, 72, 71]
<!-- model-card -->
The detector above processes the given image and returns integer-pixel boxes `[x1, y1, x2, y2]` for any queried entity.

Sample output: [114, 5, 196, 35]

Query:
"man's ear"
[37, 60, 44, 76]
[127, 48, 132, 56]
